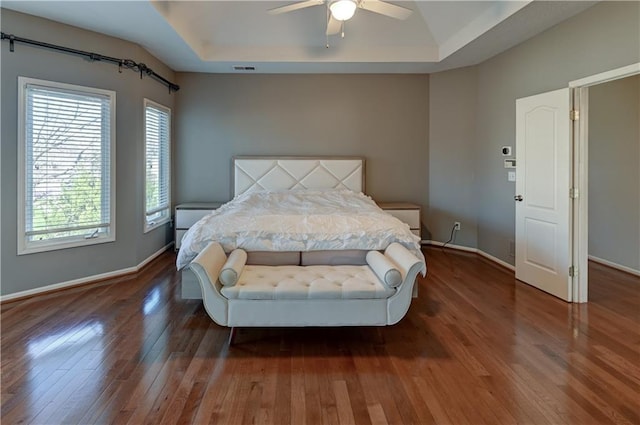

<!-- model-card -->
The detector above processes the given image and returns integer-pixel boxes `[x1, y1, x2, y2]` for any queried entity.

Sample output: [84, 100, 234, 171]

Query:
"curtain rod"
[1, 32, 180, 93]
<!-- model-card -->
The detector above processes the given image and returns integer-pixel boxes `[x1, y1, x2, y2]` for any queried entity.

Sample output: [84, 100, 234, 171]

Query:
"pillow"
[219, 249, 247, 286]
[366, 251, 402, 288]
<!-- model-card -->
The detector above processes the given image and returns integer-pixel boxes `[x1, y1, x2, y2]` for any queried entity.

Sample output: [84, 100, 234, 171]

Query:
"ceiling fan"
[268, 0, 413, 37]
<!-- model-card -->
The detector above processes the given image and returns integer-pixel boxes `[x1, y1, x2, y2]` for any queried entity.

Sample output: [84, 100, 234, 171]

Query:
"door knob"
[514, 195, 523, 202]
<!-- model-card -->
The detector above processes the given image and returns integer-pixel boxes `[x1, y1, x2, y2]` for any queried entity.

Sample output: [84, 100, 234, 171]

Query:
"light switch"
[508, 171, 516, 182]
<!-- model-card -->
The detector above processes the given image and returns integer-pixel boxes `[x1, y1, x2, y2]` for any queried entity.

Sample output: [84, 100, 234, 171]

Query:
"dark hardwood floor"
[1, 247, 638, 424]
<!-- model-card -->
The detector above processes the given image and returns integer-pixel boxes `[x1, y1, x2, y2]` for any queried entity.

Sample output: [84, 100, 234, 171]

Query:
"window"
[18, 77, 116, 254]
[144, 99, 171, 232]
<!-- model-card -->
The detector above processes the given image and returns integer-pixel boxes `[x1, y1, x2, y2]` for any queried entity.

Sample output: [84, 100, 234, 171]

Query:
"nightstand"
[377, 202, 422, 239]
[175, 202, 224, 250]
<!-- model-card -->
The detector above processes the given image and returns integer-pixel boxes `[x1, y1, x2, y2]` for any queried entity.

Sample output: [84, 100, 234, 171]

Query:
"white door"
[515, 88, 572, 301]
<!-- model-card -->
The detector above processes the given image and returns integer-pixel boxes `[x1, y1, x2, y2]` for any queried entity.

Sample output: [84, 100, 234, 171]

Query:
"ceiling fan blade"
[359, 0, 412, 20]
[268, 0, 324, 15]
[326, 14, 341, 35]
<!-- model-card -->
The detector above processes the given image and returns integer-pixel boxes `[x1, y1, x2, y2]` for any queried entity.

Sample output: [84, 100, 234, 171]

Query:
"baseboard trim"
[138, 243, 174, 271]
[1, 243, 174, 303]
[476, 249, 516, 272]
[588, 255, 640, 277]
[423, 240, 516, 272]
[423, 240, 477, 253]
[3, 240, 522, 303]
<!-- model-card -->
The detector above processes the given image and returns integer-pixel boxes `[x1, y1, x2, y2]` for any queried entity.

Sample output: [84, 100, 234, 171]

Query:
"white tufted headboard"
[233, 156, 365, 197]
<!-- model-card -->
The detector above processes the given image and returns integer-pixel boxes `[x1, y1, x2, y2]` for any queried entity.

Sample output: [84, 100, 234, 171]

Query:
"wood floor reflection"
[1, 247, 638, 424]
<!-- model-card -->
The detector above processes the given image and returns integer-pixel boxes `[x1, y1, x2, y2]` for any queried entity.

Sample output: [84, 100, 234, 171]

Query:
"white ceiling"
[2, 0, 597, 74]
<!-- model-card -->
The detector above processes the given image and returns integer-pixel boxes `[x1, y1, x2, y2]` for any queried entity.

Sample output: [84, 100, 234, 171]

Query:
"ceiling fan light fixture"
[330, 0, 357, 21]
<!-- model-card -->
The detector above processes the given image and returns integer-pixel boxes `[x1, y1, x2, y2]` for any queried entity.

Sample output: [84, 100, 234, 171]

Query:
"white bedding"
[176, 189, 425, 271]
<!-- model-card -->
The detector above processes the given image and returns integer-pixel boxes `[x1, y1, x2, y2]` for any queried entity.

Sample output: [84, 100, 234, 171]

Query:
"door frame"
[568, 62, 640, 302]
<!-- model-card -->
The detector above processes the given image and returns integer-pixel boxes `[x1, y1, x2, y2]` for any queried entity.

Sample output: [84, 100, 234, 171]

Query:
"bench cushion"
[220, 265, 395, 300]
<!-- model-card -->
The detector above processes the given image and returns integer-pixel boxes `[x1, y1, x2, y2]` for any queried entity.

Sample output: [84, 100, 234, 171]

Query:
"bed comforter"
[176, 189, 424, 271]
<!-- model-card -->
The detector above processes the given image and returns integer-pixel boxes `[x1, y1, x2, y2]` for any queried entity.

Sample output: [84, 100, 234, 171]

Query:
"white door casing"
[569, 62, 640, 303]
[515, 88, 572, 301]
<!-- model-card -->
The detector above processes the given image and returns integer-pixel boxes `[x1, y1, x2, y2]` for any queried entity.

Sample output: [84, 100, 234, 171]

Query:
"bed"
[179, 156, 425, 299]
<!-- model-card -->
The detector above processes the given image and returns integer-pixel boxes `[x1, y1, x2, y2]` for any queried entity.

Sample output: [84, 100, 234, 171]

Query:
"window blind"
[25, 84, 112, 243]
[145, 102, 170, 228]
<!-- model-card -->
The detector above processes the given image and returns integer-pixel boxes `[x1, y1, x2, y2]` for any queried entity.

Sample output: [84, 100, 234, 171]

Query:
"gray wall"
[1, 10, 176, 296]
[174, 73, 429, 225]
[427, 66, 478, 247]
[588, 75, 640, 271]
[470, 1, 639, 264]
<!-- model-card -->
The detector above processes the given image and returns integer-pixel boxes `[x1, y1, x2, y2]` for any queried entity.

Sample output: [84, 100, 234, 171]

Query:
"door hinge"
[570, 188, 579, 199]
[570, 110, 580, 121]
[569, 266, 578, 277]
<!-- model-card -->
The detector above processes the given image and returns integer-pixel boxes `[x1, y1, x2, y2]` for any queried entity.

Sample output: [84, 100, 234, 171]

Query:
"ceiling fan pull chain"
[326, 5, 330, 48]
[341, 21, 345, 38]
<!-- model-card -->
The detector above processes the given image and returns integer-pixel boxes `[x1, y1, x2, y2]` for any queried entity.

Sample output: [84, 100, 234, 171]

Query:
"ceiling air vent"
[233, 66, 256, 71]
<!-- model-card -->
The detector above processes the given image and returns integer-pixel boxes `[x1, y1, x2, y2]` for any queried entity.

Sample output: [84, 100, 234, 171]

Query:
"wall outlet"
[454, 221, 461, 231]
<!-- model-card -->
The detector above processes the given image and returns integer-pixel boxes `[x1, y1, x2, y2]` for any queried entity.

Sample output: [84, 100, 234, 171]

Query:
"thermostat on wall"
[504, 159, 516, 168]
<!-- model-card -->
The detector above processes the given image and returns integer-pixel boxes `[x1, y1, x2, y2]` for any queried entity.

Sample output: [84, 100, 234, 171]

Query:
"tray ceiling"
[2, 1, 596, 73]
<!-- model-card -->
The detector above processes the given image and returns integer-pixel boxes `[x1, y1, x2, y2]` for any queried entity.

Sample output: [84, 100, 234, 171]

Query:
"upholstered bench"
[189, 242, 425, 332]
